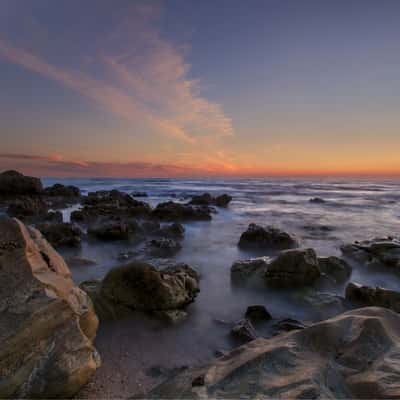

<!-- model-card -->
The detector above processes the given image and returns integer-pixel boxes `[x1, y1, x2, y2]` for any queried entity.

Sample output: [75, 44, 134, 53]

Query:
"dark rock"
[148, 238, 182, 256]
[88, 221, 133, 240]
[318, 256, 352, 283]
[7, 196, 48, 218]
[273, 318, 308, 332]
[141, 221, 161, 233]
[44, 183, 80, 197]
[238, 223, 298, 250]
[152, 201, 212, 221]
[345, 282, 400, 312]
[188, 192, 232, 207]
[131, 191, 148, 197]
[43, 210, 63, 223]
[36, 222, 82, 248]
[231, 319, 258, 343]
[309, 197, 325, 203]
[265, 248, 321, 288]
[157, 222, 185, 239]
[0, 170, 43, 195]
[245, 305, 272, 321]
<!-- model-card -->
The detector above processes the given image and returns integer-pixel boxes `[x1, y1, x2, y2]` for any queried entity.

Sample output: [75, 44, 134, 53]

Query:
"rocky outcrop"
[157, 222, 185, 239]
[231, 257, 269, 284]
[245, 305, 272, 322]
[140, 307, 400, 399]
[0, 170, 43, 195]
[87, 221, 135, 240]
[0, 217, 100, 398]
[7, 196, 48, 218]
[341, 237, 400, 271]
[238, 223, 298, 250]
[43, 183, 80, 197]
[36, 222, 82, 248]
[80, 262, 200, 320]
[318, 256, 352, 283]
[152, 201, 212, 221]
[189, 193, 232, 207]
[346, 282, 400, 313]
[265, 248, 320, 287]
[230, 319, 258, 343]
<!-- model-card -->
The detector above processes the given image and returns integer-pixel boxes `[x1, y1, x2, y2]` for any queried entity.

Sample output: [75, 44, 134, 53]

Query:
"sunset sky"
[0, 0, 399, 177]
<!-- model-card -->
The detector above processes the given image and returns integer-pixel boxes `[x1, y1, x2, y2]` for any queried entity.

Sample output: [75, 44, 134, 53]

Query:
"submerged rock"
[0, 170, 43, 195]
[346, 282, 400, 313]
[309, 197, 325, 203]
[152, 201, 212, 221]
[318, 256, 352, 283]
[36, 222, 82, 247]
[230, 257, 269, 284]
[238, 223, 298, 250]
[265, 248, 321, 288]
[341, 237, 400, 271]
[81, 262, 200, 320]
[148, 238, 182, 257]
[0, 217, 100, 398]
[140, 307, 400, 399]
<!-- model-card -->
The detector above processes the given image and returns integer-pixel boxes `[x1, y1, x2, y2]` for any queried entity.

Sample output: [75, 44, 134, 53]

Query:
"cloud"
[0, 3, 233, 145]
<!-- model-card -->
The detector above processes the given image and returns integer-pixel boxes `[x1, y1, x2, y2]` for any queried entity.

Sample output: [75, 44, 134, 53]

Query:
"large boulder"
[341, 237, 400, 271]
[44, 183, 80, 197]
[36, 222, 82, 248]
[0, 170, 43, 195]
[346, 282, 400, 313]
[0, 218, 100, 398]
[152, 201, 212, 221]
[81, 262, 199, 320]
[140, 307, 400, 399]
[238, 223, 298, 250]
[265, 248, 321, 287]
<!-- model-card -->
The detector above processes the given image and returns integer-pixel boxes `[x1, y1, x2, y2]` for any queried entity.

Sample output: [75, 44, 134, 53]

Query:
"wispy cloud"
[0, 3, 233, 146]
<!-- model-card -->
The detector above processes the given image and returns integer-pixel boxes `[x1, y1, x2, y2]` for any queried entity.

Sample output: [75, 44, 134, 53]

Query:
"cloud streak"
[0, 4, 232, 145]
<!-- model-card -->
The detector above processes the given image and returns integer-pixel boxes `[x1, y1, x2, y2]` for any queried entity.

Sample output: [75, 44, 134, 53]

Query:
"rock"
[157, 222, 185, 239]
[189, 193, 232, 207]
[66, 256, 97, 267]
[238, 223, 298, 250]
[131, 191, 148, 197]
[0, 170, 43, 195]
[141, 221, 161, 233]
[245, 305, 272, 321]
[44, 183, 80, 197]
[36, 222, 82, 248]
[273, 318, 308, 333]
[231, 319, 258, 343]
[309, 197, 325, 203]
[341, 238, 400, 271]
[0, 217, 100, 398]
[153, 309, 188, 324]
[43, 210, 63, 223]
[152, 201, 212, 221]
[265, 248, 321, 287]
[148, 238, 182, 256]
[215, 194, 233, 207]
[141, 307, 400, 400]
[87, 221, 133, 240]
[346, 282, 400, 313]
[230, 257, 269, 284]
[7, 196, 48, 218]
[318, 256, 352, 283]
[83, 262, 200, 320]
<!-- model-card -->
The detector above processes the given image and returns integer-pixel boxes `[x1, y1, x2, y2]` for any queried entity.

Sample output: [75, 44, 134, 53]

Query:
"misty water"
[43, 177, 400, 396]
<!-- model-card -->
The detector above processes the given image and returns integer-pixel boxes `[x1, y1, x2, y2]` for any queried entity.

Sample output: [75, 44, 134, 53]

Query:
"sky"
[0, 0, 399, 177]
